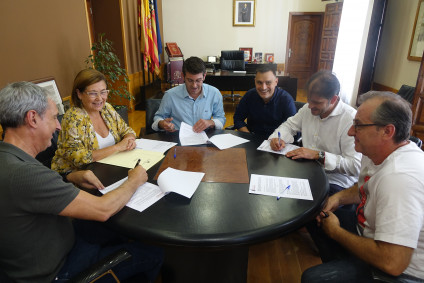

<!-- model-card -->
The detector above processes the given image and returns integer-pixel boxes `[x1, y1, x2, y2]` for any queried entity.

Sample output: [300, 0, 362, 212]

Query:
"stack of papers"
[179, 122, 249, 149]
[257, 140, 299, 155]
[101, 167, 205, 212]
[249, 174, 313, 200]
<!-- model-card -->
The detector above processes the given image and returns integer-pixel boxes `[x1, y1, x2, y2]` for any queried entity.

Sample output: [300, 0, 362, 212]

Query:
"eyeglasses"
[185, 78, 204, 85]
[352, 121, 384, 131]
[84, 90, 110, 98]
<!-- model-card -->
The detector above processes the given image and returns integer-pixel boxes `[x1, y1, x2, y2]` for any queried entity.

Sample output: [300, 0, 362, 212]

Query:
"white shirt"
[358, 142, 424, 279]
[95, 131, 115, 149]
[269, 100, 361, 188]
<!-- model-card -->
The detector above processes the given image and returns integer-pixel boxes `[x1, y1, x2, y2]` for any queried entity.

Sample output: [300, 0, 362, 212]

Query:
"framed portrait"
[233, 0, 256, 27]
[254, 52, 263, 63]
[32, 77, 65, 115]
[265, 53, 274, 63]
[239, 47, 253, 62]
[408, 0, 424, 61]
[207, 56, 217, 63]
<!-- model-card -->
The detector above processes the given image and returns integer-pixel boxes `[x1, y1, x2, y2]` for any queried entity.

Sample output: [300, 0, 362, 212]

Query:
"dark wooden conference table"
[88, 130, 329, 283]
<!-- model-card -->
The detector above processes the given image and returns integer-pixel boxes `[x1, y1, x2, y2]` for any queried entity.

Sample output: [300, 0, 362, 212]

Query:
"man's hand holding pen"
[270, 137, 286, 151]
[159, 118, 176, 132]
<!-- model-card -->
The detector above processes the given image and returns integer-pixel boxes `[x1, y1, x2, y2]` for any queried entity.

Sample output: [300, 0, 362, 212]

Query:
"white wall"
[374, 0, 420, 88]
[162, 0, 335, 63]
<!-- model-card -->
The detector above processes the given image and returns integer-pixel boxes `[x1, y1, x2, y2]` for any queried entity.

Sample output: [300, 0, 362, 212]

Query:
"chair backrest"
[220, 50, 245, 71]
[294, 101, 306, 112]
[410, 135, 423, 149]
[145, 98, 162, 135]
[35, 114, 63, 168]
[397, 85, 415, 104]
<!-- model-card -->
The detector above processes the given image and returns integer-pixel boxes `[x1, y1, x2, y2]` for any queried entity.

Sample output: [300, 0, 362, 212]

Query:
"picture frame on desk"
[254, 52, 263, 63]
[408, 0, 424, 61]
[239, 47, 253, 62]
[31, 77, 65, 115]
[265, 53, 274, 63]
[233, 0, 256, 27]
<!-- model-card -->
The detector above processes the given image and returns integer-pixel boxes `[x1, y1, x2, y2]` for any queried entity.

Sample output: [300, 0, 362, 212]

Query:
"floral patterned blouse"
[51, 102, 136, 173]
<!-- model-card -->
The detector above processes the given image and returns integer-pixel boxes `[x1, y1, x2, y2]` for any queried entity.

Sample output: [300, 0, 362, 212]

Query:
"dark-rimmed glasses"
[352, 121, 384, 131]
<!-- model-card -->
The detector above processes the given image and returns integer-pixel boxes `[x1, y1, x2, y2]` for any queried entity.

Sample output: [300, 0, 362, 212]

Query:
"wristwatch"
[317, 151, 325, 164]
[61, 170, 73, 182]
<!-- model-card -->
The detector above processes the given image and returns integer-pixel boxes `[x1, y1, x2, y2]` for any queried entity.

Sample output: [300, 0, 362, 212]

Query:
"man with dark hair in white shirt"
[270, 70, 361, 195]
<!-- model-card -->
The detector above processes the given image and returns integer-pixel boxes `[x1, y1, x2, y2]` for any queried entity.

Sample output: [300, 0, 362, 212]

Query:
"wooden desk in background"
[204, 71, 298, 101]
[87, 130, 328, 283]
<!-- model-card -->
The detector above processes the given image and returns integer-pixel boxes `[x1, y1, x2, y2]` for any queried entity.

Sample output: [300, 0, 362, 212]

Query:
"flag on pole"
[153, 0, 162, 63]
[147, 0, 160, 75]
[138, 0, 149, 72]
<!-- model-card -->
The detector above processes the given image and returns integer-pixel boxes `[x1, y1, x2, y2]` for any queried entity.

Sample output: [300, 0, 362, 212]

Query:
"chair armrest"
[69, 249, 131, 283]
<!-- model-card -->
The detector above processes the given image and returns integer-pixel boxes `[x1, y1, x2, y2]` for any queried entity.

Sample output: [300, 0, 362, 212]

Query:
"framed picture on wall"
[408, 0, 424, 61]
[254, 52, 263, 63]
[32, 77, 65, 115]
[265, 53, 274, 63]
[239, 47, 253, 62]
[233, 0, 256, 27]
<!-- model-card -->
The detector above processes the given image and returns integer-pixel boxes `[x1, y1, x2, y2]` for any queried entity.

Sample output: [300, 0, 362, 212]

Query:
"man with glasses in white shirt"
[152, 56, 226, 133]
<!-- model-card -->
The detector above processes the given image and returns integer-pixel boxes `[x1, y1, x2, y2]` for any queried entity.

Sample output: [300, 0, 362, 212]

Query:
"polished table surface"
[88, 130, 329, 248]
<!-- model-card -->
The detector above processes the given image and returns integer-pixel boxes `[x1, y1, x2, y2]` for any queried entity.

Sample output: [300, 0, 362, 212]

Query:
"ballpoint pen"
[278, 132, 281, 146]
[174, 148, 176, 159]
[134, 159, 141, 169]
[277, 185, 291, 200]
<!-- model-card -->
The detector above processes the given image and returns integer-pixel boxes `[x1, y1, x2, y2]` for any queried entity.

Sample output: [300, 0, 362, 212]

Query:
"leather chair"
[397, 84, 415, 104]
[35, 114, 63, 168]
[220, 50, 245, 102]
[139, 98, 162, 137]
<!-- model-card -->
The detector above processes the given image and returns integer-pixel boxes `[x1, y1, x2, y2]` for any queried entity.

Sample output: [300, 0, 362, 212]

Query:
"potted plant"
[85, 33, 133, 123]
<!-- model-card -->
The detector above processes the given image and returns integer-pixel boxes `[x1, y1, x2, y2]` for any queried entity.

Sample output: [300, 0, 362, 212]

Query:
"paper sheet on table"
[97, 149, 164, 170]
[249, 174, 313, 200]
[208, 134, 249, 150]
[257, 140, 300, 155]
[179, 122, 209, 146]
[100, 167, 205, 212]
[157, 167, 204, 198]
[100, 177, 165, 213]
[135, 138, 177, 153]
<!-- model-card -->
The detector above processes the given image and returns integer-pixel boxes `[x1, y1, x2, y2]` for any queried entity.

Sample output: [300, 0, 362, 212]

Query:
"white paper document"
[257, 140, 300, 155]
[208, 134, 249, 150]
[179, 122, 209, 146]
[135, 138, 177, 153]
[100, 167, 205, 212]
[249, 174, 313, 200]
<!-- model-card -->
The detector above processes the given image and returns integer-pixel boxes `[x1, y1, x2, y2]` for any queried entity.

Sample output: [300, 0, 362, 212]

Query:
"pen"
[321, 211, 329, 218]
[277, 185, 291, 200]
[134, 159, 141, 169]
[174, 148, 176, 159]
[278, 132, 281, 146]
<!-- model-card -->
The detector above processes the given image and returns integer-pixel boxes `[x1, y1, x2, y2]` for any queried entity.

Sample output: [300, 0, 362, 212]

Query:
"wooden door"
[318, 2, 343, 71]
[285, 13, 324, 89]
[411, 52, 424, 147]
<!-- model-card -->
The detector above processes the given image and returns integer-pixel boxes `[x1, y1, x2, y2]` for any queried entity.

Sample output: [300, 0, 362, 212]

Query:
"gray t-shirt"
[0, 142, 79, 282]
